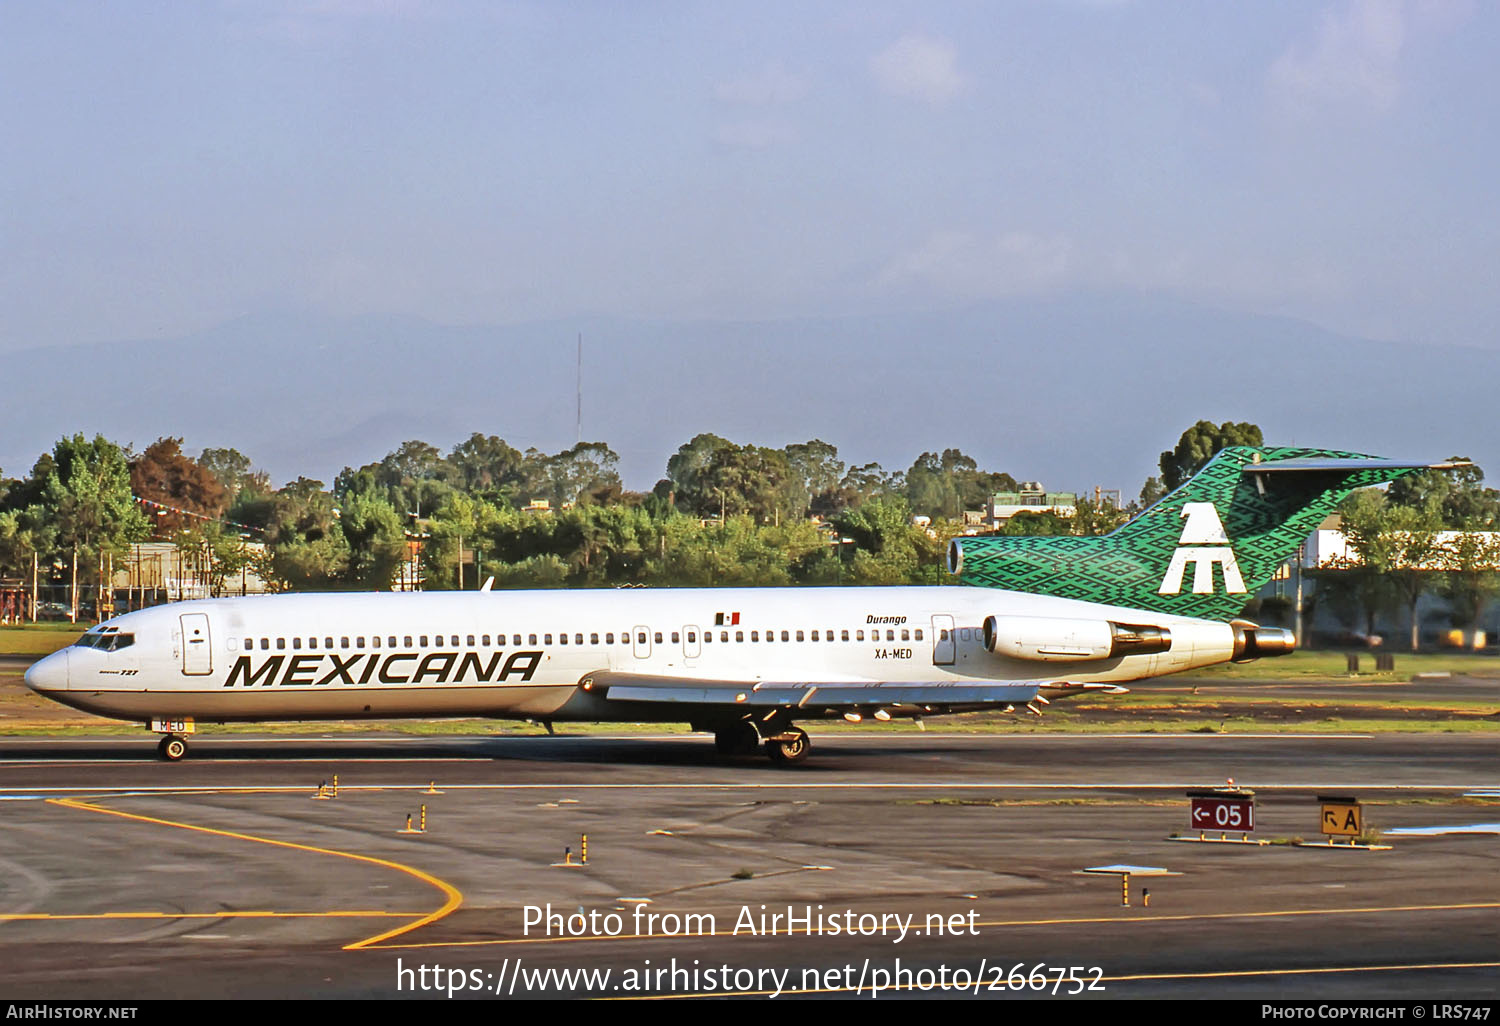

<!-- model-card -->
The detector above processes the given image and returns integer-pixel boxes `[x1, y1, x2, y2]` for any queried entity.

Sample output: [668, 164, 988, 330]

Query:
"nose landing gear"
[156, 735, 189, 761]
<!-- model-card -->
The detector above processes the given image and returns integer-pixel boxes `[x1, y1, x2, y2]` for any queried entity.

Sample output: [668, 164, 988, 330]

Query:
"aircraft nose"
[24, 650, 70, 693]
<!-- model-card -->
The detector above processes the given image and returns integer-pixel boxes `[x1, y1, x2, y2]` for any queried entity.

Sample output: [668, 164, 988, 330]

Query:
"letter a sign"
[1320, 801, 1362, 837]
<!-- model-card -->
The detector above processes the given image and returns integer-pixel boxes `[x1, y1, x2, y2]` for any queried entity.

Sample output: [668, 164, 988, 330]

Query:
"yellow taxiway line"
[369, 900, 1500, 950]
[46, 795, 462, 950]
[0, 910, 418, 921]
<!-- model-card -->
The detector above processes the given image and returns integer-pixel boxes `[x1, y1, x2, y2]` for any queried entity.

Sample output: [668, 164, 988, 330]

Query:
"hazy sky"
[3, 1, 1496, 355]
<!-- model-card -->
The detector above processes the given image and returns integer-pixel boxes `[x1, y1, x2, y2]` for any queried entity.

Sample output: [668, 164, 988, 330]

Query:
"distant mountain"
[2, 295, 1488, 496]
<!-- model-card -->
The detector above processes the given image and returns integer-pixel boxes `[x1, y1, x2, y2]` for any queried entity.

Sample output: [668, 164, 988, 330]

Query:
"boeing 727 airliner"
[23, 447, 1464, 763]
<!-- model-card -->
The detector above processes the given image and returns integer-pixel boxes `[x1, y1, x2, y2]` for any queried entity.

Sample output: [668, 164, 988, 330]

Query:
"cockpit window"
[73, 633, 134, 652]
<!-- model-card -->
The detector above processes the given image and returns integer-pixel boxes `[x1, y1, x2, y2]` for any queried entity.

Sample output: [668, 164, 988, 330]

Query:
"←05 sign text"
[1190, 795, 1254, 832]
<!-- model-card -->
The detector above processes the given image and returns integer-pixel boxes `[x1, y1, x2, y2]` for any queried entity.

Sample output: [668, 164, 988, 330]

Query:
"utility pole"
[576, 333, 583, 445]
[30, 552, 38, 624]
[70, 542, 78, 623]
[1294, 542, 1305, 644]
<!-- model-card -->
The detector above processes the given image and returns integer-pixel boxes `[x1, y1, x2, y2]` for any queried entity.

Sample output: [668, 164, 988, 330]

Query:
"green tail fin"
[949, 447, 1457, 621]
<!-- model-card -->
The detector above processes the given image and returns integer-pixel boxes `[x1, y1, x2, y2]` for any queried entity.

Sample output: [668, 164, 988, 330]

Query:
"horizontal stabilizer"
[1243, 457, 1471, 474]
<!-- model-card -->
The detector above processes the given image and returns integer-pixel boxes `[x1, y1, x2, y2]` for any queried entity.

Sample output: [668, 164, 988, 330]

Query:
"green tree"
[340, 492, 409, 590]
[198, 447, 270, 503]
[665, 433, 735, 513]
[1387, 458, 1500, 528]
[447, 433, 526, 496]
[1435, 531, 1500, 647]
[1159, 420, 1263, 490]
[39, 435, 151, 614]
[261, 478, 349, 591]
[1338, 489, 1443, 652]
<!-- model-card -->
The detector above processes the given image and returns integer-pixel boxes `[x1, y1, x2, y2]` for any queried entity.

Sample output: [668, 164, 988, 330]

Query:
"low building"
[986, 483, 1077, 528]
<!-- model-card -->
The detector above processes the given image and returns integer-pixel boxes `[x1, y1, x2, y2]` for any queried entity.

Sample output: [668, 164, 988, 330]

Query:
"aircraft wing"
[580, 671, 1042, 712]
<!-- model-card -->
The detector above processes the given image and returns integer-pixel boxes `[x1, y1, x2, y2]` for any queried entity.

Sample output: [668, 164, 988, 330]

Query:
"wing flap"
[584, 672, 1041, 709]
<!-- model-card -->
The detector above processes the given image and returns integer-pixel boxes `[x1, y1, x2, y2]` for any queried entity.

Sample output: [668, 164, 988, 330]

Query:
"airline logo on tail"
[1158, 503, 1246, 596]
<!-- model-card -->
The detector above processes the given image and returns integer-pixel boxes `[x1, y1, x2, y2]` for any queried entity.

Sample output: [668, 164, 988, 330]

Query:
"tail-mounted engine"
[1230, 620, 1296, 662]
[981, 615, 1172, 663]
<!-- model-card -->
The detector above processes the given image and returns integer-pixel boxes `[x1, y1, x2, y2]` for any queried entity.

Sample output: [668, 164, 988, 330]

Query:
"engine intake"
[981, 615, 1171, 663]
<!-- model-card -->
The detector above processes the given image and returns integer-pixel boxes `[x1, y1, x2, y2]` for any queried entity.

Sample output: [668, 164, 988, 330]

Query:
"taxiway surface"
[0, 731, 1495, 1000]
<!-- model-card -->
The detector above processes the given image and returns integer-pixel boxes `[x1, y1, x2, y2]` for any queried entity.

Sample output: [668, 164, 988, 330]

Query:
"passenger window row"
[237, 627, 924, 651]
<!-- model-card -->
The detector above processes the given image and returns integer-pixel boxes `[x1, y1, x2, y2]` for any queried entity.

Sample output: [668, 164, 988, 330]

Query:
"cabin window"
[915, 629, 923, 641]
[545, 634, 553, 644]
[480, 635, 488, 646]
[703, 632, 711, 643]
[959, 628, 972, 641]
[388, 636, 397, 647]
[325, 637, 334, 649]
[856, 630, 865, 641]
[242, 638, 251, 650]
[781, 630, 790, 642]
[451, 635, 460, 647]
[559, 634, 569, 645]
[575, 634, 583, 645]
[796, 630, 804, 642]
[403, 636, 413, 647]
[370, 636, 379, 648]
[292, 637, 302, 650]
[260, 638, 270, 650]
[687, 631, 696, 643]
[841, 630, 850, 642]
[590, 633, 599, 645]
[529, 634, 537, 645]
[308, 637, 317, 650]
[670, 632, 679, 644]
[763, 630, 771, 643]
[735, 631, 744, 642]
[901, 629, 910, 642]
[605, 633, 614, 644]
[810, 630, 818, 642]
[341, 637, 350, 649]
[419, 635, 428, 647]
[940, 629, 949, 641]
[886, 630, 895, 641]
[654, 632, 663, 644]
[721, 631, 729, 642]
[637, 632, 647, 645]
[751, 631, 760, 642]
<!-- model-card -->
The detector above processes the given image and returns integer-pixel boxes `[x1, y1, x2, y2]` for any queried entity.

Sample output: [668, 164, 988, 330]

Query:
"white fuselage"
[25, 586, 1238, 725]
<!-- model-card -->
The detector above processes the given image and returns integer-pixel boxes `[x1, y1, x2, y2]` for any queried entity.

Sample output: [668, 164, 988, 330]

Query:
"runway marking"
[0, 910, 420, 921]
[0, 732, 1384, 746]
[47, 796, 462, 950]
[368, 901, 1500, 950]
[625, 960, 1500, 999]
[4, 781, 1490, 795]
[0, 758, 495, 767]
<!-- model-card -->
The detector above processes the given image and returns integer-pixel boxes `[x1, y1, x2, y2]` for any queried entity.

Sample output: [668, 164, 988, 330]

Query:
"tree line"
[3, 420, 1498, 650]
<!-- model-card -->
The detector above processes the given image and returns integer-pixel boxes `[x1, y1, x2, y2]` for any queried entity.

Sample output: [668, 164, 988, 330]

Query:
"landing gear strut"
[157, 735, 188, 762]
[714, 720, 762, 756]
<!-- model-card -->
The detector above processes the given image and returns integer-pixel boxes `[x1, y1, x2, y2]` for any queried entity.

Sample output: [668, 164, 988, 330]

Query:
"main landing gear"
[764, 728, 810, 765]
[157, 735, 189, 762]
[710, 719, 811, 765]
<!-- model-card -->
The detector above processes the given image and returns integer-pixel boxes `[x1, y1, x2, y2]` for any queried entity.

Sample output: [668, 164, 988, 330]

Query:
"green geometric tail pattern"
[951, 447, 1422, 621]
